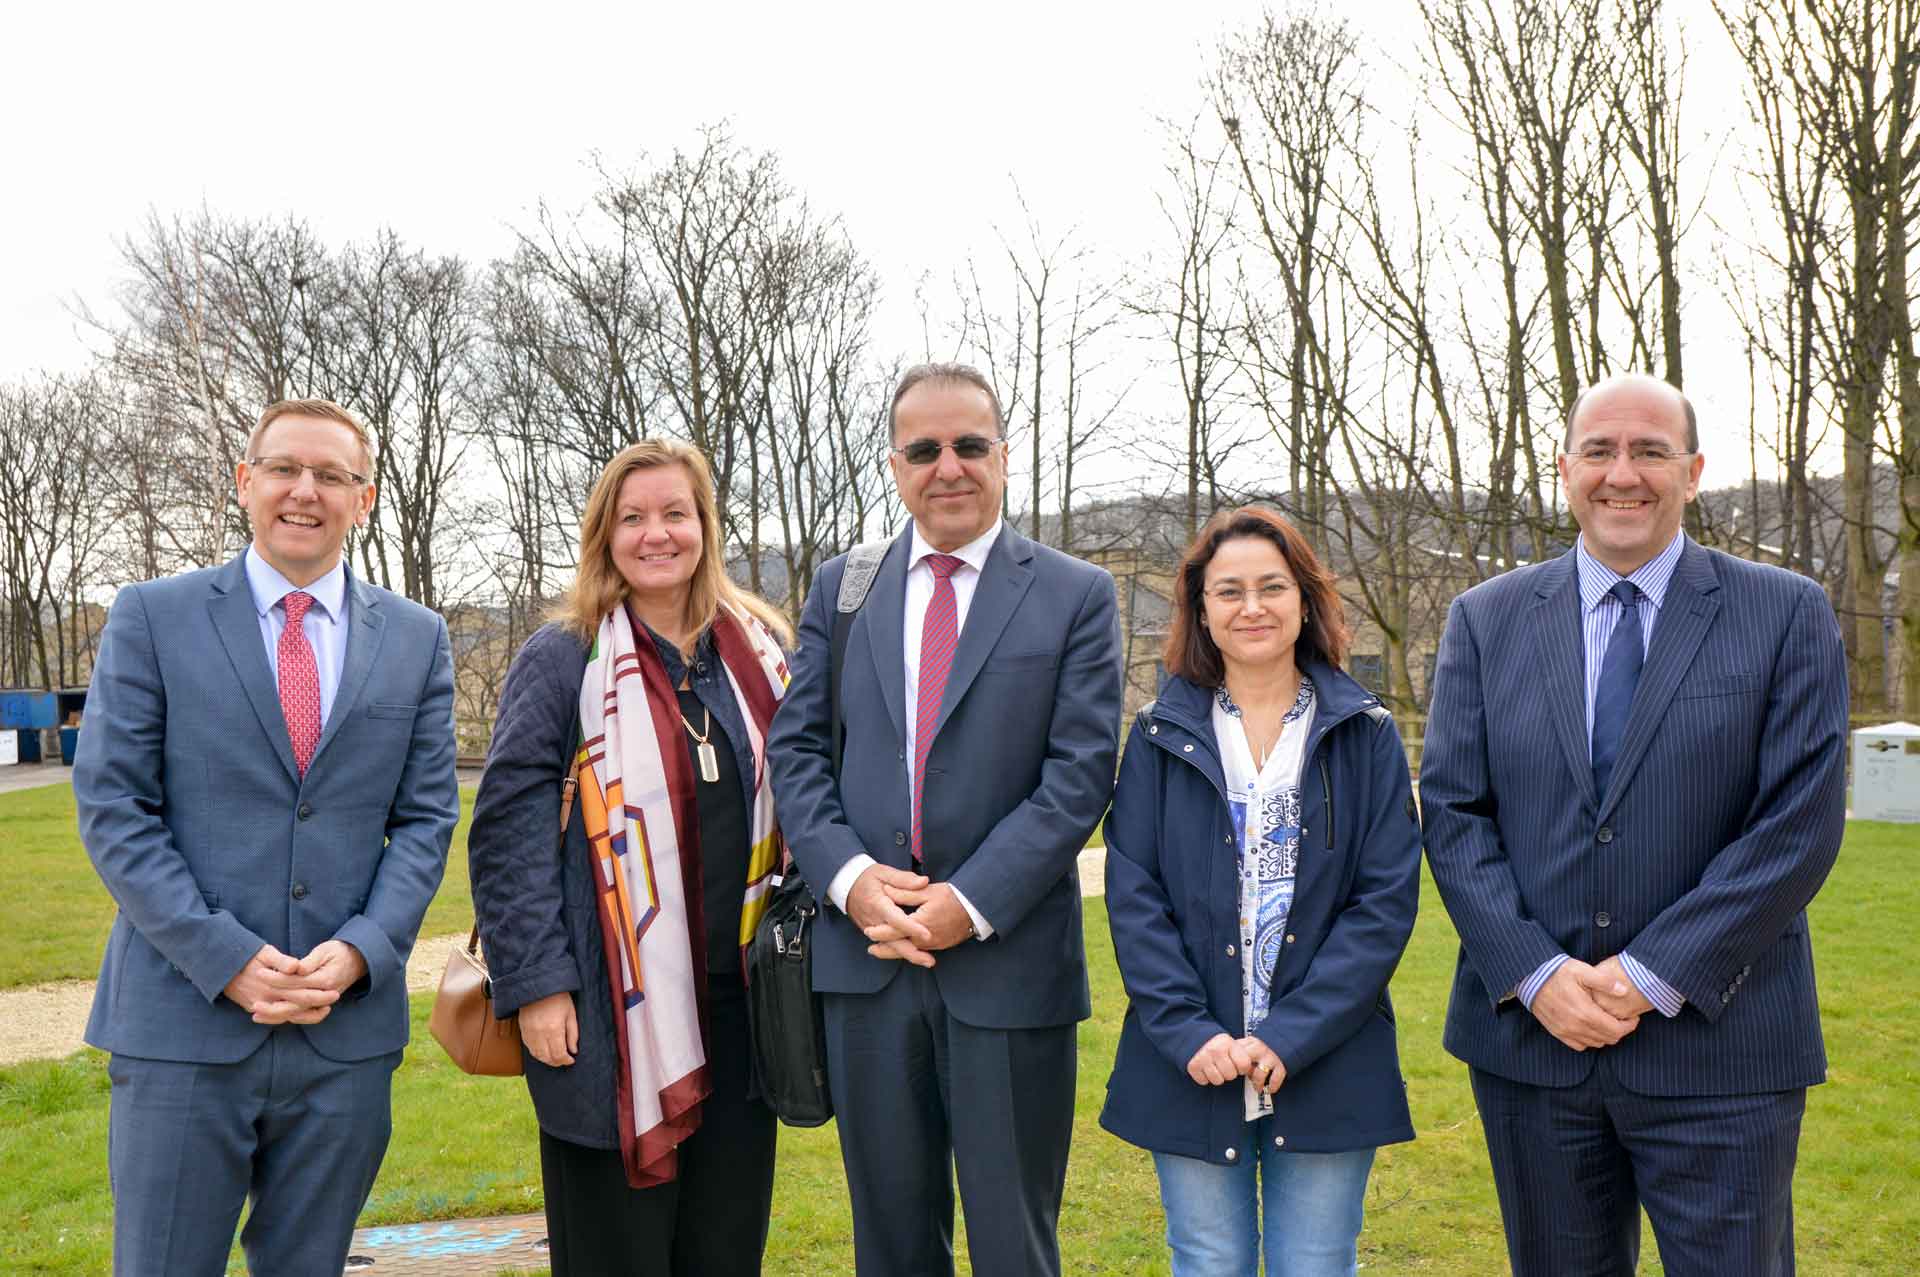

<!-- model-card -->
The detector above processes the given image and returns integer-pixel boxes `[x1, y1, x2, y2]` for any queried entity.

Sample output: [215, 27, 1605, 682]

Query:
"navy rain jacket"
[1100, 661, 1422, 1164]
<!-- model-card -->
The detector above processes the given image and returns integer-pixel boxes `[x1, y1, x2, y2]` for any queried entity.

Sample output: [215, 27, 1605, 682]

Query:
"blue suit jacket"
[768, 525, 1123, 1029]
[1420, 539, 1848, 1096]
[75, 553, 460, 1064]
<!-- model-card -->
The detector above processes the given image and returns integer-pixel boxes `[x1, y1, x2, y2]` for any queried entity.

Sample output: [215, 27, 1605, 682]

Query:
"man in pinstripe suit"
[1421, 374, 1848, 1276]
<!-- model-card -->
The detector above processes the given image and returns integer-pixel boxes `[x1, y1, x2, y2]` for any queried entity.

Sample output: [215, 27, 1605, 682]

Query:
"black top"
[675, 685, 749, 977]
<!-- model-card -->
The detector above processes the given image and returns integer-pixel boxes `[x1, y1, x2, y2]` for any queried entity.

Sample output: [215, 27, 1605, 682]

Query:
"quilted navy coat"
[1099, 662, 1422, 1165]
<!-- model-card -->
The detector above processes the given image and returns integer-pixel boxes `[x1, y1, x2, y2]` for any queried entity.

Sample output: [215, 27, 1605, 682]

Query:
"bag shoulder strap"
[829, 539, 891, 780]
[559, 667, 585, 832]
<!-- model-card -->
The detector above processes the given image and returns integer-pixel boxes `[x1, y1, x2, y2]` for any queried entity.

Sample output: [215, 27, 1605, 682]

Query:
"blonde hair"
[556, 440, 793, 648]
[249, 399, 375, 475]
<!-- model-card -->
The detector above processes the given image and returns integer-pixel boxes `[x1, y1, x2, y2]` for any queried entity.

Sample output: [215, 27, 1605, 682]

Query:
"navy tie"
[1591, 580, 1644, 801]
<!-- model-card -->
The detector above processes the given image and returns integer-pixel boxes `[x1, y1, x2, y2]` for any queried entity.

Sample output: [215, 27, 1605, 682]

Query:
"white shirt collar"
[907, 518, 1002, 575]
[244, 545, 348, 622]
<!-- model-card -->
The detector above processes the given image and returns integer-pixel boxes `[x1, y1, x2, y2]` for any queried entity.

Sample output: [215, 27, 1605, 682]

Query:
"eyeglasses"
[891, 435, 1002, 466]
[249, 456, 368, 489]
[1563, 444, 1694, 469]
[1204, 582, 1295, 606]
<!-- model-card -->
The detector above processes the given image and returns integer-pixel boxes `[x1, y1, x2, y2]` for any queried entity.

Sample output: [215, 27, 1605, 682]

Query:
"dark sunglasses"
[891, 435, 1002, 466]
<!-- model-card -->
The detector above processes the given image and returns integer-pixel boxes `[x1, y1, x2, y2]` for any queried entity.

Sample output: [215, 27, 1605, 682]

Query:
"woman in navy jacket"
[1101, 506, 1422, 1277]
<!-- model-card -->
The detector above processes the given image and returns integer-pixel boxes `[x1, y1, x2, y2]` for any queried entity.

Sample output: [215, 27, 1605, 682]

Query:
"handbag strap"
[558, 680, 584, 832]
[472, 670, 586, 960]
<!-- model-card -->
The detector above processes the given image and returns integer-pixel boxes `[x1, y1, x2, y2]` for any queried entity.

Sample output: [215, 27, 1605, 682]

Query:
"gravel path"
[0, 932, 471, 1068]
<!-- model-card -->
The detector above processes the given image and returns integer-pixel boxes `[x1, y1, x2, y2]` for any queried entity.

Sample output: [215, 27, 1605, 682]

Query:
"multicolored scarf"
[575, 600, 788, 1188]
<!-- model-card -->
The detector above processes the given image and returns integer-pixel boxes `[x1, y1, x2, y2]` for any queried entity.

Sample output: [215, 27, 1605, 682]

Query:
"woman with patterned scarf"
[470, 439, 793, 1275]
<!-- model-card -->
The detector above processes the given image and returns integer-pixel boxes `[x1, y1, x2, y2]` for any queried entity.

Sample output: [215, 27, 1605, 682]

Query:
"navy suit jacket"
[1420, 539, 1847, 1096]
[768, 525, 1123, 1029]
[75, 553, 460, 1064]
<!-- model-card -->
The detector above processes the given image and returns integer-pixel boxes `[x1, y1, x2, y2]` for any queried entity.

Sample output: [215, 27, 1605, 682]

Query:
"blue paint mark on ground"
[357, 1223, 528, 1257]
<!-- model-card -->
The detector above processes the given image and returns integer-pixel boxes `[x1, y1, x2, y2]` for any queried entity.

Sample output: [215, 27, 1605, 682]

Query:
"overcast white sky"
[3, 1, 1769, 468]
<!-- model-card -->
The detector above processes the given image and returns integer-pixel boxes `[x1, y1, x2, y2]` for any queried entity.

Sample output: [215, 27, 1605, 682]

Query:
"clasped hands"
[1187, 1032, 1287, 1095]
[848, 864, 973, 968]
[1530, 955, 1654, 1051]
[221, 940, 366, 1026]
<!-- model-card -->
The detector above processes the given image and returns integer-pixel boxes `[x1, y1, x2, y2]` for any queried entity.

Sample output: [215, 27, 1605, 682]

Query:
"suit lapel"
[312, 571, 385, 769]
[933, 527, 1035, 742]
[1598, 540, 1720, 820]
[207, 554, 300, 784]
[1529, 551, 1595, 811]
[862, 530, 913, 747]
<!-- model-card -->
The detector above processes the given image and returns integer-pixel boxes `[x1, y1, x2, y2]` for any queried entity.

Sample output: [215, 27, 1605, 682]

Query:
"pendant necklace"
[680, 705, 720, 783]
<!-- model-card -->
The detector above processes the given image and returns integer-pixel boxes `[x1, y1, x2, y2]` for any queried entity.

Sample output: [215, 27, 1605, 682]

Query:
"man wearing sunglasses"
[74, 399, 459, 1276]
[772, 362, 1122, 1276]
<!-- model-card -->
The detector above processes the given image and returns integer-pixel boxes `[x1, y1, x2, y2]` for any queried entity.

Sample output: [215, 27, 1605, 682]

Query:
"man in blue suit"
[75, 399, 460, 1276]
[1421, 374, 1848, 1276]
[770, 363, 1122, 1276]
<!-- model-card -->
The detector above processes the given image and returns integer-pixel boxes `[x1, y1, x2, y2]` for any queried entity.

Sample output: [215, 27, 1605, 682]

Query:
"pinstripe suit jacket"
[1420, 538, 1847, 1096]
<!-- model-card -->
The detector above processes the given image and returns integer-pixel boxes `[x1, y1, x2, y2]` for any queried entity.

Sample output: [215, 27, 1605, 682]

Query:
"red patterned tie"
[279, 591, 322, 776]
[912, 555, 965, 864]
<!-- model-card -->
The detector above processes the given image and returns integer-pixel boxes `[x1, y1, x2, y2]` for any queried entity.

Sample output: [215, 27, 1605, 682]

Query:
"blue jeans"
[1152, 1128, 1375, 1277]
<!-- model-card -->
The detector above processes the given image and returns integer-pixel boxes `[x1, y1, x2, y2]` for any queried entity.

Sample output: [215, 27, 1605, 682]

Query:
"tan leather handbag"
[428, 926, 522, 1076]
[431, 695, 581, 1076]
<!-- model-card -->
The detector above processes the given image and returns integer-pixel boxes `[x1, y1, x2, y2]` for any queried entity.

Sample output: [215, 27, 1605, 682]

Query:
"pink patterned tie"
[912, 555, 965, 864]
[279, 591, 322, 776]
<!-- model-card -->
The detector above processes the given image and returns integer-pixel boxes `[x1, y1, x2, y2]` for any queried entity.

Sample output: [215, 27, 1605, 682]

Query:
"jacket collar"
[1147, 658, 1379, 785]
[1151, 658, 1376, 733]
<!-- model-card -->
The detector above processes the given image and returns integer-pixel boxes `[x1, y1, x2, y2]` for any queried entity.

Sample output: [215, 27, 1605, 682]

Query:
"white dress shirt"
[827, 519, 1003, 938]
[244, 546, 350, 728]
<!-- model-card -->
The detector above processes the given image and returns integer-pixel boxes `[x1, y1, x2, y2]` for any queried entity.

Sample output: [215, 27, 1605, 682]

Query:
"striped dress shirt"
[1517, 532, 1687, 1018]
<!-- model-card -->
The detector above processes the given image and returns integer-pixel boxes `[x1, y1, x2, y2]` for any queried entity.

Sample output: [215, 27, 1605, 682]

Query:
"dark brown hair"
[1164, 505, 1350, 686]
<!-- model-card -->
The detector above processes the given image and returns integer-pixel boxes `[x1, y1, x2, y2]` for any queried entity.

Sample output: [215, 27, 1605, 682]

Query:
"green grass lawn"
[2, 783, 1915, 1274]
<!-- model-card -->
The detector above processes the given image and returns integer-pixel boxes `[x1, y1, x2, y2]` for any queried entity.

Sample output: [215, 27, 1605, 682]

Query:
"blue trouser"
[1152, 1130, 1375, 1277]
[108, 1027, 399, 1276]
[1471, 1058, 1805, 1277]
[823, 965, 1077, 1277]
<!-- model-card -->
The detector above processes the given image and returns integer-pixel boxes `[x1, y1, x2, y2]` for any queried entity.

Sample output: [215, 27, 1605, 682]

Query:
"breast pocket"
[981, 649, 1059, 675]
[1673, 673, 1763, 701]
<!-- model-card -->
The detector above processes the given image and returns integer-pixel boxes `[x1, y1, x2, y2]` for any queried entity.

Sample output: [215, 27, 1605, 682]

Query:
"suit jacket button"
[894, 831, 907, 846]
[1721, 992, 1731, 1004]
[1183, 744, 1194, 753]
[1596, 827, 1614, 844]
[298, 803, 314, 820]
[1224, 1147, 1237, 1162]
[291, 883, 308, 900]
[1274, 1135, 1285, 1148]
[1226, 944, 1236, 957]
[1595, 912, 1611, 928]
[1285, 933, 1296, 944]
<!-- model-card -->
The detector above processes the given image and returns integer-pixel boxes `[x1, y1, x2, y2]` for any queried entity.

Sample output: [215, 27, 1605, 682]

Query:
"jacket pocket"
[367, 702, 419, 719]
[1673, 673, 1762, 700]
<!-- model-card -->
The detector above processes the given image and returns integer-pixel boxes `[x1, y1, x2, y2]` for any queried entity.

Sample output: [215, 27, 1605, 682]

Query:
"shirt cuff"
[826, 854, 877, 914]
[1516, 953, 1571, 1010]
[1617, 951, 1686, 1018]
[946, 884, 994, 940]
